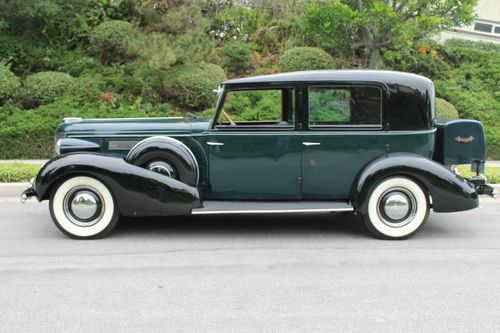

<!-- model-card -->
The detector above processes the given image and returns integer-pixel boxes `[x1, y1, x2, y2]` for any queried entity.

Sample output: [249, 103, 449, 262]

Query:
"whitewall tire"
[364, 177, 429, 240]
[49, 176, 119, 239]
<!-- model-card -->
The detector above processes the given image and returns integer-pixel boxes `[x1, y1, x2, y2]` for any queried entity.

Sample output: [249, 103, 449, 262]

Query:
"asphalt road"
[0, 197, 499, 332]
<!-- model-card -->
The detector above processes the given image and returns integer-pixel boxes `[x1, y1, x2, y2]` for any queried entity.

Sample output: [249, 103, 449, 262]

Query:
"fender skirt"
[351, 153, 478, 214]
[32, 153, 201, 217]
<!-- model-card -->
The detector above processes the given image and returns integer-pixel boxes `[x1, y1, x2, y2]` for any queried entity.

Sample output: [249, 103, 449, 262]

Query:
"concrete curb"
[0, 182, 30, 198]
[0, 160, 47, 164]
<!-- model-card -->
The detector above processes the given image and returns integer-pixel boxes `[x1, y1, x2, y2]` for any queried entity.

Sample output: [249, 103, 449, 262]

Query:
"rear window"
[308, 86, 382, 127]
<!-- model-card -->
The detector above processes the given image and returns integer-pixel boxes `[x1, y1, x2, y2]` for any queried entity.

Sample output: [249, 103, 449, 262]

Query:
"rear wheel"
[363, 177, 429, 240]
[49, 176, 119, 239]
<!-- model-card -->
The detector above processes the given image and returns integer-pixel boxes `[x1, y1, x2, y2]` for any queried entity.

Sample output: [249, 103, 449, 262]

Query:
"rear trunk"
[433, 119, 486, 166]
[434, 119, 496, 197]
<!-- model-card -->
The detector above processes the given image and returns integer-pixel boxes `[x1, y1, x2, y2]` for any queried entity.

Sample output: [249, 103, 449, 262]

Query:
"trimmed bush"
[90, 20, 135, 65]
[280, 47, 335, 72]
[220, 41, 254, 75]
[436, 98, 459, 119]
[164, 63, 227, 109]
[21, 71, 75, 108]
[0, 61, 20, 105]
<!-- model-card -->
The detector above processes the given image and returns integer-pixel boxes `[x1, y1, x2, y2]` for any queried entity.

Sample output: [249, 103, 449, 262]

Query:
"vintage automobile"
[22, 70, 496, 239]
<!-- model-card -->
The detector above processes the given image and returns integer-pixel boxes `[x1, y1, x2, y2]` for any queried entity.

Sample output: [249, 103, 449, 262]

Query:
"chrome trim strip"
[302, 142, 321, 146]
[67, 128, 436, 138]
[207, 142, 224, 146]
[191, 207, 354, 215]
[82, 117, 186, 121]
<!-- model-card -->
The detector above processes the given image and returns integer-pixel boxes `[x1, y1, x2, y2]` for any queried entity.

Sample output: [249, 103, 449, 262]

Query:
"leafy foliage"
[436, 98, 459, 119]
[444, 38, 500, 53]
[21, 71, 75, 108]
[302, 0, 477, 68]
[0, 163, 42, 182]
[0, 60, 20, 105]
[302, 1, 359, 57]
[220, 41, 254, 76]
[90, 20, 135, 65]
[127, 33, 176, 70]
[164, 63, 227, 109]
[280, 47, 335, 72]
[223, 90, 282, 121]
[0, 0, 497, 160]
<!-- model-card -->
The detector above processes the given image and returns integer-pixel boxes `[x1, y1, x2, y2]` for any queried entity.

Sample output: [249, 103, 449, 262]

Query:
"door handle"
[302, 142, 321, 146]
[207, 141, 224, 146]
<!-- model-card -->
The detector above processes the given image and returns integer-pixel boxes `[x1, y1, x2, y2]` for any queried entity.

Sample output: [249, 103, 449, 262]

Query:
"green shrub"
[220, 41, 254, 75]
[164, 63, 227, 109]
[444, 38, 500, 53]
[0, 98, 180, 159]
[0, 163, 41, 182]
[436, 98, 459, 119]
[21, 71, 75, 108]
[90, 20, 135, 65]
[51, 50, 104, 77]
[0, 61, 20, 105]
[280, 47, 335, 72]
[61, 73, 107, 106]
[127, 33, 176, 70]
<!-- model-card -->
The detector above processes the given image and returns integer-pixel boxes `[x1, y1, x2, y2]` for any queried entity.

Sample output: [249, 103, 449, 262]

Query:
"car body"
[22, 70, 496, 239]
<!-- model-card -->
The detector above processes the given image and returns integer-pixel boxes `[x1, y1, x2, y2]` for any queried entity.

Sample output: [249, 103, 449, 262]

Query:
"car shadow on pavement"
[113, 212, 371, 238]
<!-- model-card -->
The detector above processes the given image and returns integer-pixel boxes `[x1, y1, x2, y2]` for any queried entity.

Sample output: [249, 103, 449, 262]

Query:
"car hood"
[56, 116, 211, 137]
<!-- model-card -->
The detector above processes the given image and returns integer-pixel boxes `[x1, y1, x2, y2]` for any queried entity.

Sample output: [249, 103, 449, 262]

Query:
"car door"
[301, 83, 387, 200]
[206, 86, 301, 200]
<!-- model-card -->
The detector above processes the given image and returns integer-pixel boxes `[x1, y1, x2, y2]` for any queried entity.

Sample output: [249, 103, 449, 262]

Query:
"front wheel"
[49, 176, 119, 239]
[363, 177, 430, 240]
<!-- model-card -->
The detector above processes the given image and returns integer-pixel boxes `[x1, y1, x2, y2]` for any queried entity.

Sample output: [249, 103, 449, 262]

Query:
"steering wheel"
[221, 109, 236, 126]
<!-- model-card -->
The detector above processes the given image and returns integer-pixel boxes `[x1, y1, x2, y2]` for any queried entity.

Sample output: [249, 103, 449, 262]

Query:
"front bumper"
[21, 178, 38, 203]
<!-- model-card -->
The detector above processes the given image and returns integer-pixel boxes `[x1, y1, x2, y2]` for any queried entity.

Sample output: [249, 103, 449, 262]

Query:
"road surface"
[0, 198, 499, 332]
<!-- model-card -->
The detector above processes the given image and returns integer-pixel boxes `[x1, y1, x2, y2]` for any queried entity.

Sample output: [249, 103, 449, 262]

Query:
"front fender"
[351, 153, 478, 213]
[33, 153, 201, 217]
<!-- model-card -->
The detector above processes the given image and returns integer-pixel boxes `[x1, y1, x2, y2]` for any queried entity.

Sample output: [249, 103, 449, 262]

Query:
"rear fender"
[34, 153, 201, 217]
[351, 153, 478, 213]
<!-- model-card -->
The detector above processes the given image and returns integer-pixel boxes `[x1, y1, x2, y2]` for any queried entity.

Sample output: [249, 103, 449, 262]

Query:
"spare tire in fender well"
[126, 136, 199, 187]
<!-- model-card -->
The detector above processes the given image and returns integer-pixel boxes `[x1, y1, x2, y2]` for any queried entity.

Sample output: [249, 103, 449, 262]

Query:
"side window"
[215, 88, 295, 127]
[308, 86, 382, 127]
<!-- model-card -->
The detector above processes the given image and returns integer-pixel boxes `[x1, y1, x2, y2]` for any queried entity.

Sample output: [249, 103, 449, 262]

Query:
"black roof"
[223, 70, 432, 86]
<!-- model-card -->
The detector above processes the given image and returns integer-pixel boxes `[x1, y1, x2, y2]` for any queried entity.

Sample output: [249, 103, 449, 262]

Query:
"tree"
[303, 0, 477, 69]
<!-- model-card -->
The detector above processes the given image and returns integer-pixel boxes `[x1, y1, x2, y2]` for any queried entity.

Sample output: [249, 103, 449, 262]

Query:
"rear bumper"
[466, 173, 497, 198]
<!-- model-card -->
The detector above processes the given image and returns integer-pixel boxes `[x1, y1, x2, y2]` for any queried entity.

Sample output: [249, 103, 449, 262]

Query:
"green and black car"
[22, 70, 496, 239]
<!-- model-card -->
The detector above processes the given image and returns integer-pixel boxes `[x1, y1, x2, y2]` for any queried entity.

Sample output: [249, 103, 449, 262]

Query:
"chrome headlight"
[54, 138, 62, 156]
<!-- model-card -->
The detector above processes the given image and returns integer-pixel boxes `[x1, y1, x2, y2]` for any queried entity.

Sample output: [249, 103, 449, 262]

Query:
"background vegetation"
[0, 0, 499, 159]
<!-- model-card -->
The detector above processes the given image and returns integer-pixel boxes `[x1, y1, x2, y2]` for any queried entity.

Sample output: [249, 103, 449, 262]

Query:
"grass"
[456, 165, 500, 184]
[0, 162, 499, 184]
[0, 163, 42, 182]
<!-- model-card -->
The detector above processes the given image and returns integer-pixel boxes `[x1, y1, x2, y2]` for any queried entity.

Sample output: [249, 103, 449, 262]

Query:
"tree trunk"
[368, 48, 380, 69]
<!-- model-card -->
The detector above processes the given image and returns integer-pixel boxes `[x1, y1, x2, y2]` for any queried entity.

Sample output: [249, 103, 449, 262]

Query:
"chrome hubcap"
[64, 187, 103, 226]
[147, 161, 177, 178]
[377, 188, 417, 228]
[383, 192, 410, 220]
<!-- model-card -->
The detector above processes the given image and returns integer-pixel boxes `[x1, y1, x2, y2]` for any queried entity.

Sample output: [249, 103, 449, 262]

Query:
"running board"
[191, 201, 353, 215]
